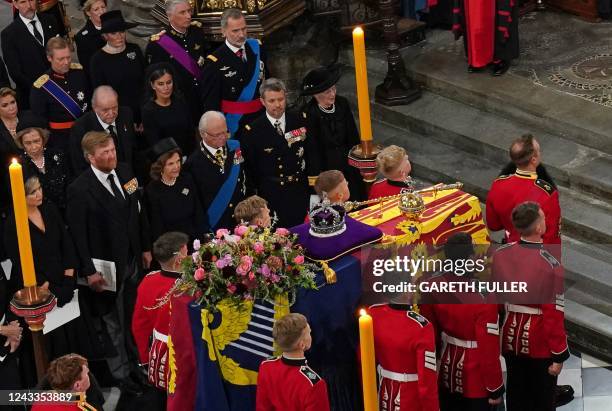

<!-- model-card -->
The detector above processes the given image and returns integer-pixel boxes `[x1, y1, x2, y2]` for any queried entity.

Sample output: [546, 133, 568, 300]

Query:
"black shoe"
[119, 377, 143, 396]
[554, 385, 575, 407]
[492, 60, 510, 76]
[467, 65, 486, 73]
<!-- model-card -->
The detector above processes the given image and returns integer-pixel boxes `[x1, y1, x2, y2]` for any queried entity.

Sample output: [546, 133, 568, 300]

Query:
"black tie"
[29, 20, 43, 45]
[274, 120, 283, 136]
[107, 174, 125, 202]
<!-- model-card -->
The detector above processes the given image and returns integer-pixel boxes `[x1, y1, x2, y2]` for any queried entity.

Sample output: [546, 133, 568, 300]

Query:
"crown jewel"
[308, 199, 347, 237]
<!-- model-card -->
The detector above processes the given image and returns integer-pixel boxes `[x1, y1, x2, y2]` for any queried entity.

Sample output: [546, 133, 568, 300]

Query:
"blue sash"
[207, 139, 241, 229]
[33, 74, 83, 119]
[226, 38, 261, 138]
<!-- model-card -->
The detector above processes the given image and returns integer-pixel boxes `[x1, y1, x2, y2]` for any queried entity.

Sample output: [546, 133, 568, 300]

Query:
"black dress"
[4, 201, 81, 362]
[74, 19, 104, 75]
[0, 265, 21, 401]
[89, 43, 146, 123]
[21, 148, 71, 212]
[142, 96, 196, 155]
[144, 173, 206, 243]
[303, 95, 367, 201]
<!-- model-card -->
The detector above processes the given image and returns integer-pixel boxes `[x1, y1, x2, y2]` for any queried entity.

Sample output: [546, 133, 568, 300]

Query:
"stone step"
[565, 299, 612, 363]
[339, 44, 612, 155]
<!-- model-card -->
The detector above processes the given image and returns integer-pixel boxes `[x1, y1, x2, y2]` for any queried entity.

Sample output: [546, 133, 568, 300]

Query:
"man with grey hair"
[184, 110, 249, 231]
[145, 0, 212, 121]
[70, 85, 135, 174]
[200, 8, 268, 138]
[241, 78, 313, 227]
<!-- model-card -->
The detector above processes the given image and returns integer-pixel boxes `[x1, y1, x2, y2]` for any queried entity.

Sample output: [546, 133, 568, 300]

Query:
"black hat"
[148, 138, 180, 162]
[300, 64, 342, 96]
[100, 10, 138, 34]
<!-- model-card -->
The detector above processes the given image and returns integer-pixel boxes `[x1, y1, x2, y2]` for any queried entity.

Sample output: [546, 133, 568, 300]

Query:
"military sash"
[33, 74, 83, 119]
[157, 32, 203, 81]
[207, 139, 241, 229]
[226, 38, 261, 137]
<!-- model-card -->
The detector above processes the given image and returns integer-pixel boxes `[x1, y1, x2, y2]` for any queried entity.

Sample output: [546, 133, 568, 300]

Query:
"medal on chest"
[284, 127, 307, 147]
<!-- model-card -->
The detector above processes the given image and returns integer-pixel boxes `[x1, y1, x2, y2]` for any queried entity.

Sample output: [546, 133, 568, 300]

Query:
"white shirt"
[91, 165, 125, 199]
[19, 13, 43, 44]
[225, 39, 246, 61]
[95, 113, 117, 132]
[202, 140, 223, 157]
[266, 112, 286, 134]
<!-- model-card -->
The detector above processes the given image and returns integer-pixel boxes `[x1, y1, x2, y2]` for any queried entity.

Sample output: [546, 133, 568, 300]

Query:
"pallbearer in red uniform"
[257, 313, 330, 411]
[370, 302, 439, 411]
[369, 145, 414, 200]
[452, 0, 519, 75]
[492, 202, 569, 411]
[486, 134, 561, 246]
[132, 231, 189, 407]
[420, 233, 504, 411]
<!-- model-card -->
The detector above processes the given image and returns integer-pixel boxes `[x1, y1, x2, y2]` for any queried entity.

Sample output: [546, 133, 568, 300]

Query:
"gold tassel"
[321, 261, 337, 284]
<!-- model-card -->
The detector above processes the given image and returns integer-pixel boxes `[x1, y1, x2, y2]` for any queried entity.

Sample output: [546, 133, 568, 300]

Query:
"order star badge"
[77, 91, 84, 101]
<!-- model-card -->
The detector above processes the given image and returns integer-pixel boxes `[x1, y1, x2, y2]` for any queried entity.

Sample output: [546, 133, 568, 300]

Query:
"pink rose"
[234, 225, 249, 237]
[194, 290, 203, 299]
[258, 264, 271, 278]
[253, 241, 265, 254]
[216, 228, 230, 239]
[248, 271, 255, 281]
[293, 255, 305, 265]
[192, 239, 201, 250]
[236, 255, 253, 276]
[192, 251, 200, 263]
[227, 284, 237, 294]
[271, 274, 281, 283]
[194, 268, 206, 281]
[275, 228, 290, 236]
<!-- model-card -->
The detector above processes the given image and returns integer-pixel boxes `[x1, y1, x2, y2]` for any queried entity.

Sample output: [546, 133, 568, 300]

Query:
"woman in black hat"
[89, 10, 146, 127]
[144, 138, 206, 243]
[142, 63, 196, 156]
[301, 64, 367, 201]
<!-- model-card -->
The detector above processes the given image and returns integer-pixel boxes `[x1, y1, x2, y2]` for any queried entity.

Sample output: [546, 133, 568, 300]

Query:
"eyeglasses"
[205, 130, 229, 139]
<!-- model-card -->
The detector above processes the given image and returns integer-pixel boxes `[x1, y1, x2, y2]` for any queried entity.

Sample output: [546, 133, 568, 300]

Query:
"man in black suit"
[184, 110, 248, 232]
[1, 0, 61, 109]
[199, 8, 268, 138]
[241, 78, 315, 227]
[66, 131, 151, 394]
[70, 86, 135, 175]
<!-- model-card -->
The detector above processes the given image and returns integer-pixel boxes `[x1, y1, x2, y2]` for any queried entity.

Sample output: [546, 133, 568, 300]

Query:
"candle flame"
[359, 308, 367, 316]
[353, 26, 364, 35]
[11, 158, 17, 164]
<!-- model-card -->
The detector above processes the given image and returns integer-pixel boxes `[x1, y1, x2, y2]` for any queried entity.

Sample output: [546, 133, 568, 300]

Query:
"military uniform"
[145, 22, 213, 123]
[492, 240, 569, 411]
[368, 178, 414, 200]
[241, 111, 312, 228]
[370, 304, 439, 411]
[30, 64, 91, 154]
[132, 269, 180, 390]
[200, 39, 268, 136]
[420, 274, 504, 410]
[183, 140, 248, 231]
[256, 356, 330, 411]
[486, 168, 561, 244]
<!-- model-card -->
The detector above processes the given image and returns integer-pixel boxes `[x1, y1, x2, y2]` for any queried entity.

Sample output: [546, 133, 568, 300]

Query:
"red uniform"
[132, 269, 180, 390]
[419, 275, 504, 400]
[368, 179, 413, 200]
[486, 169, 561, 244]
[370, 304, 439, 411]
[256, 356, 330, 411]
[492, 241, 568, 410]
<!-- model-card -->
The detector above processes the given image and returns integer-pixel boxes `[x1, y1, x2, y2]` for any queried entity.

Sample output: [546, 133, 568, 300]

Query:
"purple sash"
[157, 33, 202, 80]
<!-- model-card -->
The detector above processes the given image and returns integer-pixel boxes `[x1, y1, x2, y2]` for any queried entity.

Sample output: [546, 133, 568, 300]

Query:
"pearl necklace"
[318, 103, 335, 114]
[161, 176, 177, 186]
[32, 155, 45, 171]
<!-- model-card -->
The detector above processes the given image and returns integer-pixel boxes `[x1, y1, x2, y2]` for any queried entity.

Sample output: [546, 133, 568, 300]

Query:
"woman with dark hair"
[4, 175, 79, 361]
[89, 10, 145, 126]
[144, 138, 205, 243]
[142, 63, 196, 155]
[300, 64, 367, 201]
[15, 127, 70, 212]
[74, 0, 107, 75]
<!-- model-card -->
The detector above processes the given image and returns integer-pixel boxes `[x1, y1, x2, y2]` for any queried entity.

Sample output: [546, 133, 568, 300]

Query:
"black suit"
[0, 13, 61, 108]
[66, 162, 149, 281]
[69, 108, 135, 175]
[241, 111, 310, 227]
